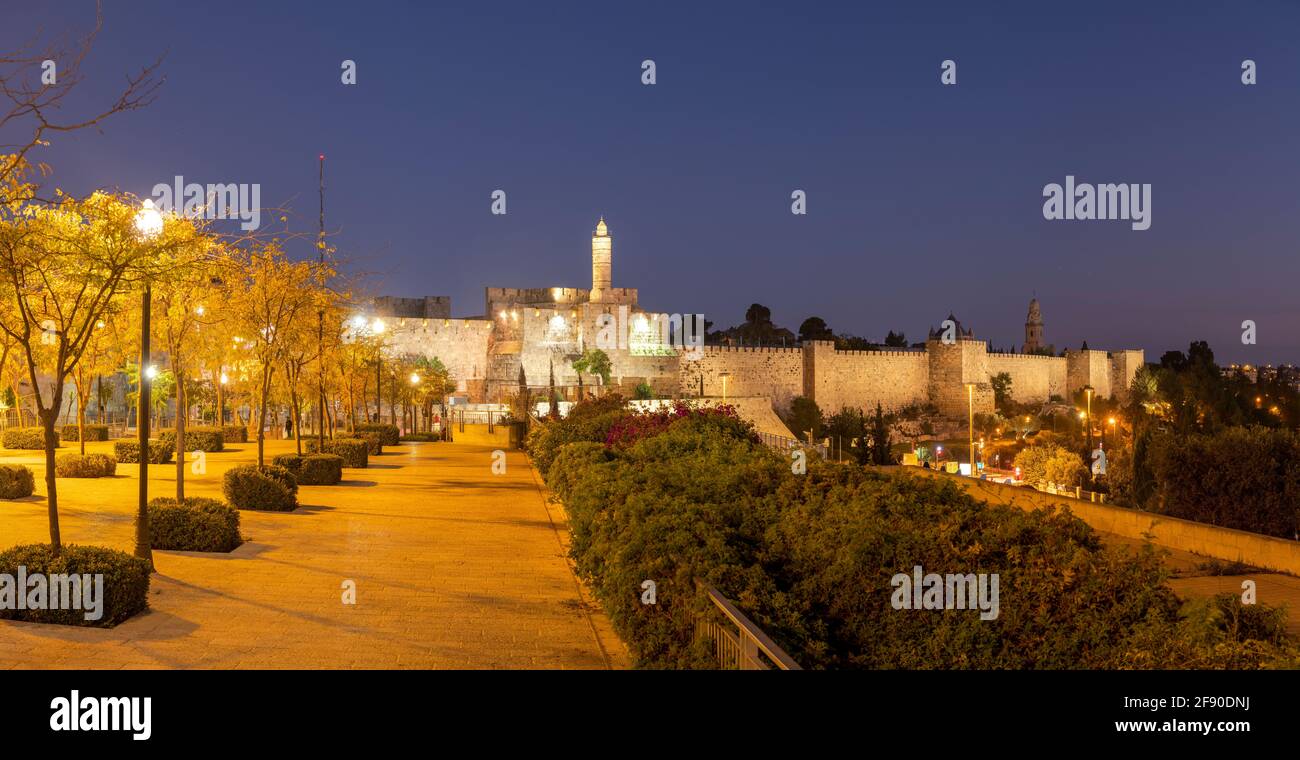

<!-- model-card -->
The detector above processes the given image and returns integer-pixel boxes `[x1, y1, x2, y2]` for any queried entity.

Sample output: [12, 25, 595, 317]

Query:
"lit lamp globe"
[134, 199, 163, 239]
[410, 373, 421, 386]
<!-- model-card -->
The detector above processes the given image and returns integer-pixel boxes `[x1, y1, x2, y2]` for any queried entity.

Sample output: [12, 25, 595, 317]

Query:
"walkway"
[0, 438, 629, 669]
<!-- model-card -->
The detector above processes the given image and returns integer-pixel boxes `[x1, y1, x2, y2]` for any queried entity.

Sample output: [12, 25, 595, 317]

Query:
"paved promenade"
[0, 438, 628, 669]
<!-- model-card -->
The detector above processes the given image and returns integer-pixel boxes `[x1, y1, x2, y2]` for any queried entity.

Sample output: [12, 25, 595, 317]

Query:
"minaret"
[1022, 297, 1044, 353]
[591, 216, 611, 301]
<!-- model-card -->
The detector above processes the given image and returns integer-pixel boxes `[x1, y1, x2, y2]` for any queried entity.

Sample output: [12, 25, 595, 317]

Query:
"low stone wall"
[452, 423, 523, 448]
[899, 466, 1300, 576]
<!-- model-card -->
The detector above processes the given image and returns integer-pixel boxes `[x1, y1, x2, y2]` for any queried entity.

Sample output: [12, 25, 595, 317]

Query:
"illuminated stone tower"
[591, 216, 611, 301]
[1022, 297, 1044, 354]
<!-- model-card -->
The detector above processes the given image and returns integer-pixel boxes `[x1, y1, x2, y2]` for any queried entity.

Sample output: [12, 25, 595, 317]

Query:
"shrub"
[1146, 426, 1300, 539]
[0, 543, 150, 627]
[400, 432, 441, 442]
[146, 497, 242, 552]
[1014, 443, 1087, 489]
[223, 464, 298, 511]
[305, 438, 368, 468]
[0, 464, 35, 498]
[273, 453, 344, 485]
[543, 416, 1300, 670]
[2, 427, 54, 449]
[223, 425, 249, 443]
[157, 426, 225, 452]
[354, 423, 399, 446]
[61, 424, 109, 442]
[114, 440, 174, 464]
[356, 431, 383, 455]
[55, 452, 117, 478]
[525, 394, 631, 477]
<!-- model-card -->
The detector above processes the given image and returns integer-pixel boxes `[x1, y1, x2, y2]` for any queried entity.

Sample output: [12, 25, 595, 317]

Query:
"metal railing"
[758, 431, 827, 459]
[694, 582, 801, 670]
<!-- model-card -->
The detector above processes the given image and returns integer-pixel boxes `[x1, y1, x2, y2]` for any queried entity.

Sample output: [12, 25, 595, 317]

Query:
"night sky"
[6, 1, 1300, 364]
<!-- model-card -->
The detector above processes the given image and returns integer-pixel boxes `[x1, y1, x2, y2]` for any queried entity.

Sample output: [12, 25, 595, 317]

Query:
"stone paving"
[0, 437, 629, 669]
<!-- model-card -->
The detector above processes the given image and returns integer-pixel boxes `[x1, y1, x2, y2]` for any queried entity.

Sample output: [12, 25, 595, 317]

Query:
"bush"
[0, 464, 35, 498]
[354, 423, 400, 446]
[273, 453, 343, 485]
[2, 427, 54, 449]
[1014, 443, 1087, 489]
[61, 424, 109, 441]
[525, 394, 631, 477]
[223, 425, 248, 443]
[0, 543, 150, 627]
[222, 464, 298, 511]
[356, 431, 383, 455]
[1146, 427, 1300, 539]
[400, 432, 441, 442]
[114, 440, 173, 464]
[55, 452, 117, 478]
[542, 412, 1300, 670]
[305, 438, 368, 468]
[157, 426, 225, 452]
[146, 497, 242, 552]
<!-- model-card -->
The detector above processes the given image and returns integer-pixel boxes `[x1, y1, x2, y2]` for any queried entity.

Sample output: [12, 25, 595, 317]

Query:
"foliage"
[539, 415, 1299, 669]
[0, 544, 150, 627]
[605, 402, 755, 450]
[1014, 443, 1087, 489]
[146, 497, 242, 552]
[157, 426, 224, 452]
[223, 425, 249, 443]
[1144, 427, 1300, 539]
[990, 372, 1013, 413]
[61, 424, 109, 441]
[2, 427, 53, 449]
[55, 452, 117, 478]
[222, 464, 299, 511]
[353, 423, 399, 446]
[0, 464, 34, 498]
[273, 453, 344, 485]
[634, 382, 654, 400]
[114, 440, 173, 464]
[782, 396, 823, 441]
[305, 437, 369, 468]
[572, 348, 612, 386]
[525, 393, 629, 477]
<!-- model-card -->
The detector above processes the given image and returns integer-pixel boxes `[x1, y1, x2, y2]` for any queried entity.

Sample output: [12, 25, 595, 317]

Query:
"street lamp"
[964, 383, 976, 476]
[132, 199, 163, 567]
[1083, 385, 1094, 453]
[352, 315, 386, 422]
[719, 371, 731, 402]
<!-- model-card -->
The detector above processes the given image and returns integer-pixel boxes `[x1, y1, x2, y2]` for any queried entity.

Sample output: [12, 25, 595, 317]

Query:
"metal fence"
[758, 431, 827, 459]
[693, 582, 801, 670]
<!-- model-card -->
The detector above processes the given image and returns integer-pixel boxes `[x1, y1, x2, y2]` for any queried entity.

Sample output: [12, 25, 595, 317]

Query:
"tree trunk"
[40, 405, 61, 554]
[291, 386, 302, 456]
[175, 366, 185, 502]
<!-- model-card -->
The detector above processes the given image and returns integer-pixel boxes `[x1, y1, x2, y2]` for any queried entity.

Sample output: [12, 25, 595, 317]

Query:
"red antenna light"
[318, 154, 325, 160]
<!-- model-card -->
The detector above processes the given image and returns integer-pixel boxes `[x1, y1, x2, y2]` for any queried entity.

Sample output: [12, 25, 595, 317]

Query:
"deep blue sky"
[6, 1, 1300, 364]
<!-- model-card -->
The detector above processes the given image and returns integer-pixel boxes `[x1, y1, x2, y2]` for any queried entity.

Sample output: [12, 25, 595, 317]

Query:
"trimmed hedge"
[146, 497, 242, 552]
[55, 452, 117, 478]
[0, 464, 35, 498]
[355, 431, 383, 455]
[0, 543, 150, 627]
[354, 423, 400, 447]
[401, 432, 441, 442]
[223, 425, 249, 443]
[223, 464, 298, 511]
[272, 453, 344, 485]
[61, 424, 109, 442]
[114, 440, 174, 464]
[305, 438, 369, 468]
[156, 426, 225, 452]
[2, 427, 55, 449]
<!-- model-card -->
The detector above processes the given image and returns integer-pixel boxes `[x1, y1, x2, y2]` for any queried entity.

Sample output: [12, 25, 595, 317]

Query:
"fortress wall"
[1108, 349, 1145, 401]
[986, 353, 1068, 402]
[1067, 350, 1113, 398]
[385, 317, 493, 396]
[677, 346, 804, 411]
[927, 339, 995, 416]
[806, 342, 930, 413]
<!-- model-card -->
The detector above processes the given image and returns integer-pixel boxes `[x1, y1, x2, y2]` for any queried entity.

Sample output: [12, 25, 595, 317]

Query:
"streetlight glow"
[134, 199, 163, 239]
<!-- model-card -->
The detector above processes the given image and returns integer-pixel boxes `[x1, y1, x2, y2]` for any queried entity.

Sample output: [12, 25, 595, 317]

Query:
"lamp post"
[409, 372, 420, 434]
[719, 371, 731, 402]
[133, 199, 163, 567]
[1083, 385, 1094, 453]
[965, 382, 976, 476]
